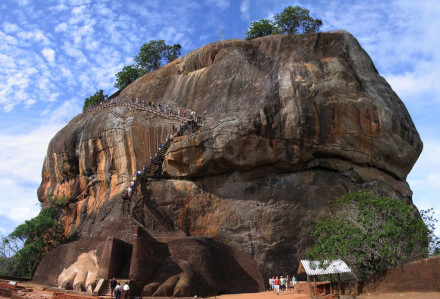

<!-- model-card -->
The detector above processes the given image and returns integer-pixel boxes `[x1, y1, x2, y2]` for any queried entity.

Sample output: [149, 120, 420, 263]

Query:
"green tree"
[114, 65, 143, 90]
[420, 208, 440, 255]
[134, 40, 181, 74]
[308, 190, 430, 279]
[245, 19, 279, 40]
[1, 206, 66, 277]
[114, 40, 181, 91]
[274, 5, 323, 35]
[245, 5, 322, 40]
[83, 89, 108, 111]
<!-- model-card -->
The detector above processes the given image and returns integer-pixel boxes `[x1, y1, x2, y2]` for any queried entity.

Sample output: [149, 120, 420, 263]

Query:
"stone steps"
[98, 279, 130, 297]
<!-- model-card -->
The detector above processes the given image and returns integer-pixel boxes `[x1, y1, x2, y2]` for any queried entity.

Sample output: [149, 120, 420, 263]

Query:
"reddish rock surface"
[37, 31, 422, 292]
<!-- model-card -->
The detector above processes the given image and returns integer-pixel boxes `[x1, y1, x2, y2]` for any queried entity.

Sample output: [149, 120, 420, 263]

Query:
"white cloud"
[52, 3, 68, 12]
[3, 104, 13, 112]
[41, 47, 55, 63]
[34, 30, 50, 45]
[240, 0, 250, 20]
[0, 53, 16, 68]
[63, 42, 87, 63]
[206, 0, 229, 10]
[427, 173, 440, 191]
[47, 93, 59, 102]
[25, 99, 35, 106]
[55, 22, 68, 32]
[3, 22, 18, 33]
[0, 179, 39, 228]
[72, 5, 86, 15]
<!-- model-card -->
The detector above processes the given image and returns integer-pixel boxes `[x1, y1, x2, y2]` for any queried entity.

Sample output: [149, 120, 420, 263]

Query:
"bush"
[308, 190, 430, 279]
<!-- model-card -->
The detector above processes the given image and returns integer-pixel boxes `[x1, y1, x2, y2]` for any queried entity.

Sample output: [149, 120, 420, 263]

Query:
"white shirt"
[123, 284, 129, 291]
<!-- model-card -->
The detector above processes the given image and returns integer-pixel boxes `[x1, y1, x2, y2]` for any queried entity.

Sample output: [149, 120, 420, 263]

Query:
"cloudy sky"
[0, 0, 439, 236]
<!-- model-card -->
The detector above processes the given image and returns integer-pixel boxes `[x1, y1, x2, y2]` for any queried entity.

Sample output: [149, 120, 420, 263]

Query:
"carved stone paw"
[142, 257, 205, 297]
[57, 250, 99, 292]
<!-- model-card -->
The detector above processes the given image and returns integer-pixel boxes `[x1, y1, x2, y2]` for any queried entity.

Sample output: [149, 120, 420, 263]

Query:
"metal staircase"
[121, 119, 200, 235]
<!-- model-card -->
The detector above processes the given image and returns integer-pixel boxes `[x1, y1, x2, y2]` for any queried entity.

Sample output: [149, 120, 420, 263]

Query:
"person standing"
[285, 275, 291, 291]
[292, 275, 297, 289]
[109, 277, 117, 298]
[269, 276, 275, 291]
[274, 276, 280, 295]
[114, 282, 122, 299]
[280, 275, 285, 291]
[122, 282, 130, 299]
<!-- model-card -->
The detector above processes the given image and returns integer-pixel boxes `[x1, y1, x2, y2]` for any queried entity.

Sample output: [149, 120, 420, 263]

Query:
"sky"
[0, 0, 439, 238]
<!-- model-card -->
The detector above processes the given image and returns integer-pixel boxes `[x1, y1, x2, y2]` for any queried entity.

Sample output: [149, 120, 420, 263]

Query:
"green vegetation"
[0, 200, 66, 277]
[246, 19, 280, 40]
[308, 190, 433, 279]
[82, 89, 108, 111]
[114, 65, 144, 91]
[134, 40, 182, 74]
[246, 5, 323, 40]
[420, 208, 440, 255]
[114, 40, 181, 90]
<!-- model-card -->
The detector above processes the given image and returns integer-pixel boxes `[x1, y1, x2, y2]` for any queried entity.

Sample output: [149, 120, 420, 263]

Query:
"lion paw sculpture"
[57, 250, 99, 292]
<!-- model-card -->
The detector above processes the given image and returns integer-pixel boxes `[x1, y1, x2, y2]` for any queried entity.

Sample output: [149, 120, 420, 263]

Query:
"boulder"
[37, 32, 422, 285]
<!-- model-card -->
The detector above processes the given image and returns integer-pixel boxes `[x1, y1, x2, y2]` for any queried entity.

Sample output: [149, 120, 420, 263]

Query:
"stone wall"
[363, 256, 440, 293]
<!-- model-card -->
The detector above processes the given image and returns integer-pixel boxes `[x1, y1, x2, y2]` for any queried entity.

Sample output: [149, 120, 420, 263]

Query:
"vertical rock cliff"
[38, 31, 422, 278]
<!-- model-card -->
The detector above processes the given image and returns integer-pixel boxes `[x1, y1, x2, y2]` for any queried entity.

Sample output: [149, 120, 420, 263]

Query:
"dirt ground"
[0, 290, 439, 299]
[208, 290, 440, 299]
[2, 281, 440, 299]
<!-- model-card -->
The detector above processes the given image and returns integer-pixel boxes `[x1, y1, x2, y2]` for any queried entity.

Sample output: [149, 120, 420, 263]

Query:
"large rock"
[37, 31, 422, 284]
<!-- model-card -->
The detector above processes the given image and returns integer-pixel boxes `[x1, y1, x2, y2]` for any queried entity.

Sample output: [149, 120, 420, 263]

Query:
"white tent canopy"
[297, 259, 352, 298]
[299, 259, 352, 276]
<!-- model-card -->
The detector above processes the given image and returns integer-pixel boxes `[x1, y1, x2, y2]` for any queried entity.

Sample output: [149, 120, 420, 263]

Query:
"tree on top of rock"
[83, 89, 107, 111]
[134, 40, 181, 74]
[114, 65, 144, 92]
[274, 5, 323, 35]
[245, 19, 279, 40]
[246, 5, 323, 40]
[114, 40, 181, 91]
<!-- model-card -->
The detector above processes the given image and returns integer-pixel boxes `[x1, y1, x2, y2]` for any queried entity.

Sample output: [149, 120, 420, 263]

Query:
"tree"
[245, 5, 323, 40]
[274, 5, 323, 35]
[308, 190, 430, 279]
[114, 65, 144, 90]
[1, 206, 66, 277]
[114, 40, 181, 91]
[420, 208, 440, 255]
[83, 89, 107, 111]
[245, 19, 279, 40]
[134, 40, 181, 74]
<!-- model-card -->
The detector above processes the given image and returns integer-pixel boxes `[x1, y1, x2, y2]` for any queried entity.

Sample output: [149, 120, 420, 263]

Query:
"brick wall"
[363, 256, 440, 293]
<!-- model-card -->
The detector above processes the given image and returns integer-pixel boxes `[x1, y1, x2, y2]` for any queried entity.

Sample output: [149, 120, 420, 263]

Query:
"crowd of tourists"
[269, 275, 296, 295]
[85, 96, 201, 123]
[126, 118, 199, 198]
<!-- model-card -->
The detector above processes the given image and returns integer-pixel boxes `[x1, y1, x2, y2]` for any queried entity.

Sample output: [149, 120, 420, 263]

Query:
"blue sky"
[0, 0, 439, 237]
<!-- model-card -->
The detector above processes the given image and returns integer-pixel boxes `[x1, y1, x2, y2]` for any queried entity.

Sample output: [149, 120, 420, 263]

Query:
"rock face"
[37, 31, 422, 290]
